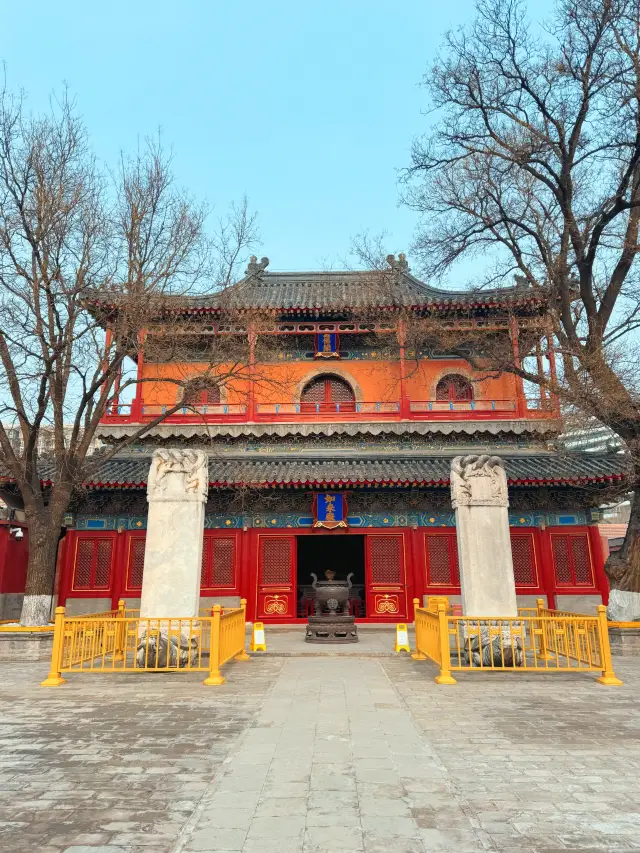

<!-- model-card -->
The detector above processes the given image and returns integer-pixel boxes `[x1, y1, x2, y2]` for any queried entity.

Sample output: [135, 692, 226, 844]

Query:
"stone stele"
[451, 454, 518, 617]
[140, 449, 208, 618]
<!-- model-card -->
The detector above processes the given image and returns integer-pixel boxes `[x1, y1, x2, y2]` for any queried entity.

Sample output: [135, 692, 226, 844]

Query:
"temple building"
[49, 256, 626, 622]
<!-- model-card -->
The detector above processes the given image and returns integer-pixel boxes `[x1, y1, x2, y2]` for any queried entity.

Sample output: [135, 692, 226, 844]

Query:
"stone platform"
[0, 629, 53, 661]
[1, 637, 639, 852]
[609, 625, 640, 656]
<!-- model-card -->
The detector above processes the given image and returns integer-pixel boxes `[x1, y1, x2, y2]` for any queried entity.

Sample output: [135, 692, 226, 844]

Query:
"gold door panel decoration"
[264, 594, 288, 615]
[374, 593, 400, 614]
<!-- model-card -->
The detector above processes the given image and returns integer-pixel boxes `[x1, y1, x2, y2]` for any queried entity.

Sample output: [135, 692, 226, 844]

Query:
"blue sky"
[3, 0, 553, 282]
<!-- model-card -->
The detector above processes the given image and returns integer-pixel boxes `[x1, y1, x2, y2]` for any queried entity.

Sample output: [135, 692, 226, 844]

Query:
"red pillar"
[52, 532, 67, 604]
[102, 326, 116, 415]
[535, 340, 547, 407]
[546, 331, 560, 416]
[248, 326, 257, 422]
[111, 528, 128, 609]
[509, 316, 526, 417]
[588, 525, 610, 605]
[408, 526, 425, 619]
[57, 531, 75, 608]
[537, 527, 557, 609]
[237, 527, 250, 599]
[397, 319, 410, 419]
[131, 331, 146, 421]
[243, 528, 257, 621]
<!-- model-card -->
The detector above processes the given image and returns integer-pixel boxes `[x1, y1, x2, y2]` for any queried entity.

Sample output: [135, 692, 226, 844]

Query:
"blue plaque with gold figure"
[315, 332, 339, 358]
[313, 493, 348, 529]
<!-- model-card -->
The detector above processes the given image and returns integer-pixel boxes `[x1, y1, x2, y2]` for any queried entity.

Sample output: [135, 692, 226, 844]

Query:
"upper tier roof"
[85, 256, 548, 317]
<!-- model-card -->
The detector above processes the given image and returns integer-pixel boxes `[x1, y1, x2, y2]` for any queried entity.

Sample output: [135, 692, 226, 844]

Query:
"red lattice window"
[425, 533, 459, 586]
[435, 374, 473, 402]
[369, 536, 402, 583]
[126, 537, 146, 590]
[510, 533, 537, 586]
[201, 536, 236, 589]
[73, 537, 113, 590]
[571, 536, 591, 584]
[300, 375, 355, 410]
[260, 538, 293, 585]
[184, 382, 221, 407]
[551, 533, 593, 587]
[201, 538, 210, 587]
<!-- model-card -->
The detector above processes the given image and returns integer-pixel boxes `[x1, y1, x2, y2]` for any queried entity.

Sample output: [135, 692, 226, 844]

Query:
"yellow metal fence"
[412, 597, 622, 686]
[41, 600, 249, 687]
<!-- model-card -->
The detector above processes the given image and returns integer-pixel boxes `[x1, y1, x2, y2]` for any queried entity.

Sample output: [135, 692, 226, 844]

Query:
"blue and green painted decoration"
[69, 509, 594, 531]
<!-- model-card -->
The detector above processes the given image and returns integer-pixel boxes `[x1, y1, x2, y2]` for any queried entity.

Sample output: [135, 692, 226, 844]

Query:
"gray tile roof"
[86, 270, 547, 315]
[15, 452, 626, 489]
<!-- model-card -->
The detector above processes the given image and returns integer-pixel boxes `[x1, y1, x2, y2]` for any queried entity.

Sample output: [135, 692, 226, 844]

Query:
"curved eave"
[85, 297, 548, 319]
[17, 472, 623, 491]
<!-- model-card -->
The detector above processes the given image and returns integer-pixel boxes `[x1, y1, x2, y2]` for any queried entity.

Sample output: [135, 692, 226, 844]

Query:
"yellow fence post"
[235, 599, 250, 661]
[41, 606, 67, 687]
[203, 605, 225, 685]
[595, 605, 623, 686]
[536, 597, 552, 660]
[114, 599, 125, 661]
[411, 598, 427, 660]
[434, 603, 457, 685]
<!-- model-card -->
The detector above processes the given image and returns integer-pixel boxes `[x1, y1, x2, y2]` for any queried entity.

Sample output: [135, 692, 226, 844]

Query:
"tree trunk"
[19, 513, 63, 626]
[604, 481, 640, 622]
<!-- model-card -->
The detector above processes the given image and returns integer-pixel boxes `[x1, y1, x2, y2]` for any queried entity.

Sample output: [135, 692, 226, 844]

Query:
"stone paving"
[0, 638, 639, 853]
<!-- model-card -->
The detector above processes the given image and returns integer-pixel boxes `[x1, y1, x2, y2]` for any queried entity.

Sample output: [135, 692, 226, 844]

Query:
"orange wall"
[141, 357, 518, 405]
[404, 359, 518, 402]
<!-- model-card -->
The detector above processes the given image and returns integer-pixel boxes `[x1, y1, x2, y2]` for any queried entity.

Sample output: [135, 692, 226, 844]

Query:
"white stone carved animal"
[136, 629, 199, 669]
[149, 449, 208, 497]
[459, 622, 524, 668]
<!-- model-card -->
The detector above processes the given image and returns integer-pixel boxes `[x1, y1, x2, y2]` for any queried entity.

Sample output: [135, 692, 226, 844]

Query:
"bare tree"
[402, 0, 640, 617]
[0, 85, 260, 625]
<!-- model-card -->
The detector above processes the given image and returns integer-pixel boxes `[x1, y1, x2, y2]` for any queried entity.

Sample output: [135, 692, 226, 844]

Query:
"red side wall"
[0, 521, 29, 596]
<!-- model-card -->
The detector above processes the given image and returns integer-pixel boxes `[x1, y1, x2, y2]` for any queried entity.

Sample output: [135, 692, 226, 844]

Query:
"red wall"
[58, 524, 609, 619]
[0, 522, 28, 595]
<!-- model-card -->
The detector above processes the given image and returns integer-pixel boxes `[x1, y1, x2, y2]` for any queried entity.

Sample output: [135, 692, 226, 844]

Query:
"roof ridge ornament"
[386, 253, 409, 273]
[245, 255, 270, 278]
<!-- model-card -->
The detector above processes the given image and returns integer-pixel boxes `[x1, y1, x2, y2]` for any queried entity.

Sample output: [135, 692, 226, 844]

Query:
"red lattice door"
[365, 534, 407, 619]
[424, 532, 459, 588]
[551, 532, 594, 587]
[124, 532, 146, 593]
[257, 534, 297, 620]
[509, 532, 538, 588]
[201, 533, 238, 593]
[71, 533, 116, 594]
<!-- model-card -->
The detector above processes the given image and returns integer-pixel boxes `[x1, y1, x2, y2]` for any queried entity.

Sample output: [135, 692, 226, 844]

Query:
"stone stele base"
[0, 630, 54, 662]
[609, 626, 640, 656]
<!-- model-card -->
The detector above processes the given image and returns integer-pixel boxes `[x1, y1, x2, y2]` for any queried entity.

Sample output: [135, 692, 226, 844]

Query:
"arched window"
[300, 374, 355, 411]
[183, 381, 221, 408]
[435, 374, 473, 402]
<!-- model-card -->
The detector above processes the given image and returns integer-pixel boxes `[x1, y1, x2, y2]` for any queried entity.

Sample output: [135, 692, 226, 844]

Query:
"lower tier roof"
[18, 452, 627, 490]
[95, 419, 560, 440]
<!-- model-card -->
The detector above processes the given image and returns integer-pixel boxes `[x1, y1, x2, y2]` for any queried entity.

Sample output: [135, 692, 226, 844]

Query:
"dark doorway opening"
[296, 534, 366, 618]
